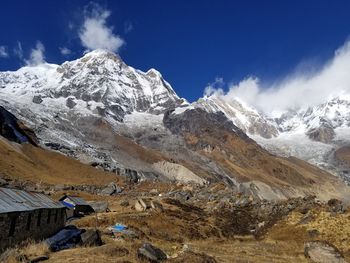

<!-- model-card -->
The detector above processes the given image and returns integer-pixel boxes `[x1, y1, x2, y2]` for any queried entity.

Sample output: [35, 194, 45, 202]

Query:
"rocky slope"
[0, 50, 349, 201]
[194, 93, 350, 182]
[194, 96, 278, 139]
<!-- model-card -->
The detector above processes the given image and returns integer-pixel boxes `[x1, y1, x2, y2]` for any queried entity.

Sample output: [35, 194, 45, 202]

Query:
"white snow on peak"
[0, 49, 186, 121]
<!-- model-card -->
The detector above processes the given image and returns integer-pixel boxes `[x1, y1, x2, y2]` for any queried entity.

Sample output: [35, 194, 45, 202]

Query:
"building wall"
[0, 208, 66, 251]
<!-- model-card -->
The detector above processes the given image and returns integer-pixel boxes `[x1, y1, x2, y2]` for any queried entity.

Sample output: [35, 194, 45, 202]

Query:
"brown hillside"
[0, 137, 118, 186]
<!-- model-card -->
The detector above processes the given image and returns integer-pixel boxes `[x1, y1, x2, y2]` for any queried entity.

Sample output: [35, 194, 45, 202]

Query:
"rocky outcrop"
[304, 241, 346, 263]
[99, 182, 123, 196]
[0, 106, 38, 146]
[195, 96, 279, 139]
[307, 120, 335, 143]
[152, 161, 207, 185]
[137, 243, 167, 262]
[163, 108, 250, 143]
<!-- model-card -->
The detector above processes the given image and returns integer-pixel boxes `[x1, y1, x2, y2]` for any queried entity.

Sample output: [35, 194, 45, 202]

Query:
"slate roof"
[0, 187, 65, 214]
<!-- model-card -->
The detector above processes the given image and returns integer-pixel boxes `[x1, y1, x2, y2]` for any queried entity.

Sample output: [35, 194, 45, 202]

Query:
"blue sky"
[1, 0, 350, 102]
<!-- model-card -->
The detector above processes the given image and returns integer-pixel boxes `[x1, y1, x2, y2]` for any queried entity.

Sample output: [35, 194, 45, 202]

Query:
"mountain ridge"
[0, 50, 349, 200]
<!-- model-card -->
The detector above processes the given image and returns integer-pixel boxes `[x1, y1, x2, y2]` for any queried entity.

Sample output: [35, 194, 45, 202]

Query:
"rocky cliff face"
[194, 96, 279, 139]
[0, 106, 38, 145]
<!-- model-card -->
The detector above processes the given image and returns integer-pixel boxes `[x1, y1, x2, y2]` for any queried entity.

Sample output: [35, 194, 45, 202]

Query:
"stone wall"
[0, 208, 66, 251]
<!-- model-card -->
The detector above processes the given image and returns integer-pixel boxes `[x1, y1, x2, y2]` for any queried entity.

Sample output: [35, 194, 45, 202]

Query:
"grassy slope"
[0, 137, 119, 186]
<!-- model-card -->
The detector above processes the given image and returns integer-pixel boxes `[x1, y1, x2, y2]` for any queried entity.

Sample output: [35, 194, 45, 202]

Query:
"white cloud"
[25, 41, 45, 66]
[206, 40, 350, 116]
[79, 5, 124, 52]
[13, 41, 23, 60]
[0, 46, 8, 58]
[59, 47, 72, 56]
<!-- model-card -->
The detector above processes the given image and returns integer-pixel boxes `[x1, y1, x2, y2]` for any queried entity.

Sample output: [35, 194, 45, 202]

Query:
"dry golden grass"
[3, 196, 350, 263]
[1, 241, 49, 263]
[267, 209, 350, 261]
[0, 138, 120, 186]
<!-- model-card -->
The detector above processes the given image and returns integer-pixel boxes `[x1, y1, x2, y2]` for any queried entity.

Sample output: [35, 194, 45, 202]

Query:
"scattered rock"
[32, 95, 43, 104]
[150, 189, 159, 195]
[168, 190, 193, 202]
[0, 178, 8, 186]
[327, 199, 345, 214]
[137, 243, 167, 262]
[298, 213, 314, 225]
[134, 198, 163, 212]
[120, 200, 129, 207]
[52, 184, 70, 191]
[135, 198, 150, 212]
[88, 201, 109, 213]
[308, 229, 320, 238]
[29, 255, 49, 263]
[100, 182, 122, 196]
[66, 97, 77, 109]
[168, 251, 217, 263]
[80, 229, 103, 247]
[304, 241, 346, 263]
[150, 200, 164, 212]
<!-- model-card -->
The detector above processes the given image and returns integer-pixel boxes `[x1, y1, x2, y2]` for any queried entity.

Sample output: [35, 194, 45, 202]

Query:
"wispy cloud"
[0, 46, 8, 58]
[13, 41, 23, 60]
[25, 41, 45, 66]
[205, 40, 350, 116]
[79, 3, 125, 52]
[59, 47, 72, 56]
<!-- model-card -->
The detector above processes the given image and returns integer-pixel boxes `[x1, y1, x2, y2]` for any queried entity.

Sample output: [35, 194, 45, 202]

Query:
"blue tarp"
[111, 223, 127, 232]
[61, 200, 75, 208]
[45, 225, 83, 252]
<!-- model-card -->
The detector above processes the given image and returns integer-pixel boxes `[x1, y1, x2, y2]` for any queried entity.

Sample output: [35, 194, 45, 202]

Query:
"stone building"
[59, 195, 94, 218]
[0, 187, 66, 251]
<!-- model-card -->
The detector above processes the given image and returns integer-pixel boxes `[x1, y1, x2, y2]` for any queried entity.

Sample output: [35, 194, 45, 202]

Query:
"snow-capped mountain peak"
[193, 95, 279, 138]
[0, 50, 187, 122]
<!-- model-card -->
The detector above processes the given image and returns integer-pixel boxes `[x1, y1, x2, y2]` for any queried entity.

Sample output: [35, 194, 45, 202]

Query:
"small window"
[60, 209, 65, 219]
[26, 214, 32, 230]
[47, 210, 51, 224]
[9, 216, 16, 237]
[0, 217, 4, 222]
[37, 210, 42, 226]
[54, 210, 58, 223]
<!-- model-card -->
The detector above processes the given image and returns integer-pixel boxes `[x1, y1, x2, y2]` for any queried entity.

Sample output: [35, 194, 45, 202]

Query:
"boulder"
[100, 182, 122, 196]
[29, 255, 49, 263]
[307, 229, 320, 238]
[304, 241, 346, 263]
[298, 213, 314, 225]
[150, 200, 164, 212]
[80, 229, 103, 247]
[0, 178, 8, 186]
[88, 201, 109, 213]
[120, 200, 129, 207]
[150, 189, 159, 195]
[32, 95, 43, 104]
[135, 198, 149, 212]
[53, 184, 69, 191]
[134, 199, 162, 212]
[137, 243, 167, 262]
[66, 98, 77, 109]
[327, 199, 345, 214]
